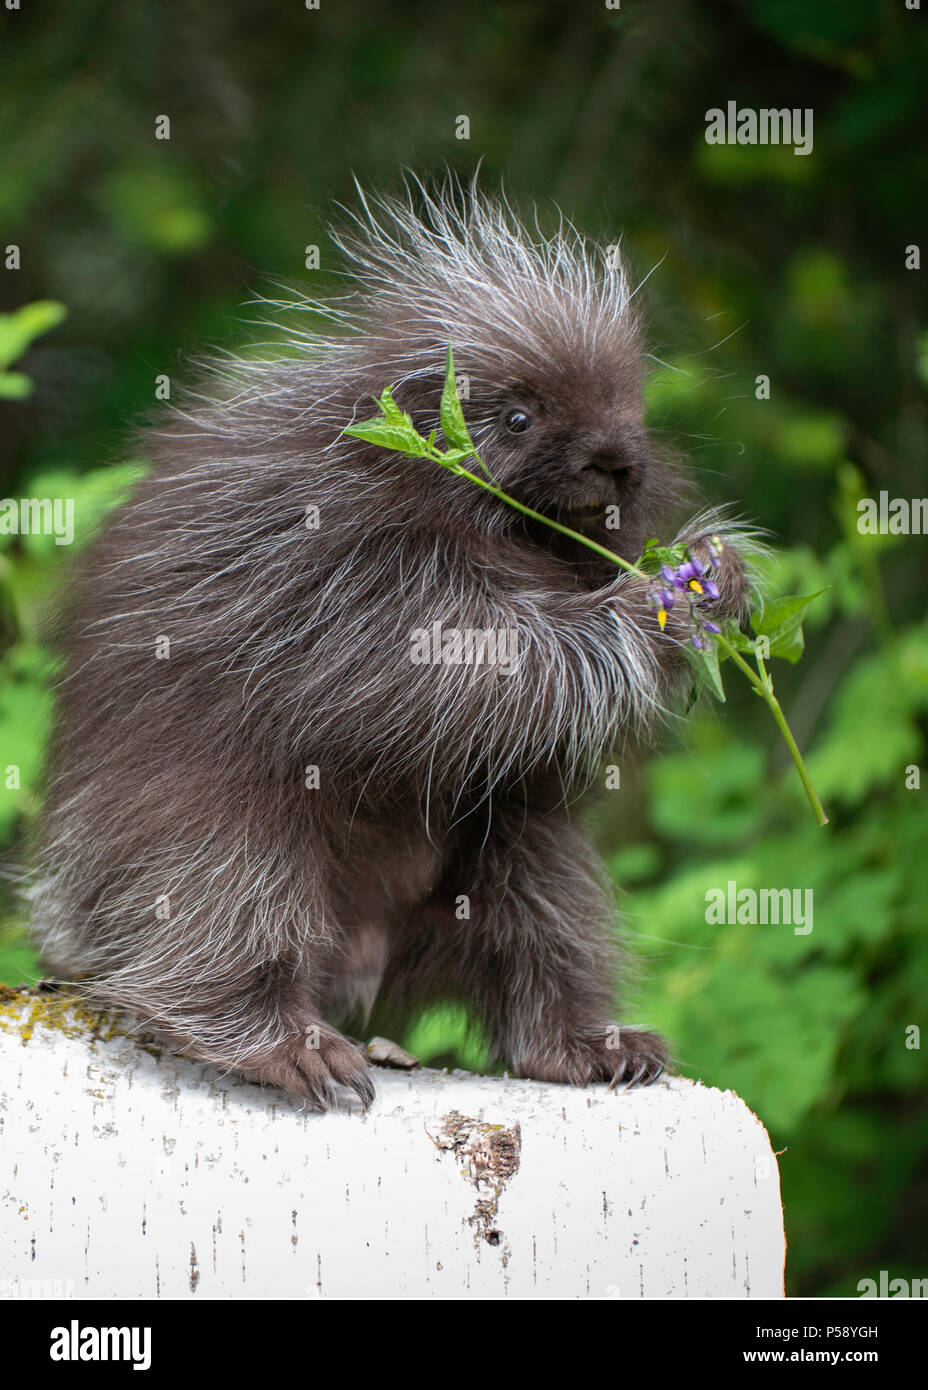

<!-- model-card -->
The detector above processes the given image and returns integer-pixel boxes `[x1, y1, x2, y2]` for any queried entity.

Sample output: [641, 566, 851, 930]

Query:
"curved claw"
[349, 1066, 377, 1110]
[602, 1028, 670, 1093]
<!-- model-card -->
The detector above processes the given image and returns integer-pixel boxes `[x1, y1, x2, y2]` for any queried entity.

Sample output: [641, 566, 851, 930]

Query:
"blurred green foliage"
[0, 0, 926, 1297]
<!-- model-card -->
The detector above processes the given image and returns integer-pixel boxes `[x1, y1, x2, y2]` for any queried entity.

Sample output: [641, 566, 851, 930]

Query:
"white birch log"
[0, 988, 785, 1300]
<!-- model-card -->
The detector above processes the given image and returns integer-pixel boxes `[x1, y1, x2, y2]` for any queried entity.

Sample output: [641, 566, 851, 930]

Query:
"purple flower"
[650, 547, 726, 648]
[706, 535, 724, 569]
[648, 582, 677, 630]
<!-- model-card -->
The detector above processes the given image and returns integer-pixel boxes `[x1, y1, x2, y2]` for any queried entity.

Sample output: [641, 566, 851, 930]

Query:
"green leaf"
[683, 637, 726, 702]
[771, 623, 805, 663]
[752, 589, 827, 636]
[717, 622, 755, 655]
[440, 345, 475, 453]
[805, 631, 928, 806]
[0, 300, 67, 370]
[438, 447, 478, 470]
[18, 462, 146, 562]
[0, 372, 33, 400]
[343, 416, 429, 456]
[343, 387, 434, 458]
[752, 589, 828, 663]
[375, 385, 408, 426]
[636, 539, 688, 575]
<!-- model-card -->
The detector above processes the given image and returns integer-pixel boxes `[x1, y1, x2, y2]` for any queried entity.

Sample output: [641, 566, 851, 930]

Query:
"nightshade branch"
[345, 346, 829, 827]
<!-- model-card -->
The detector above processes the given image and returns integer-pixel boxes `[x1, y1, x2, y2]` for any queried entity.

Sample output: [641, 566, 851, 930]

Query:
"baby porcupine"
[31, 177, 752, 1109]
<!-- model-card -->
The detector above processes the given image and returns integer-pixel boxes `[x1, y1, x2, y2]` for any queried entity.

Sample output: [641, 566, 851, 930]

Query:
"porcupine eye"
[505, 409, 531, 434]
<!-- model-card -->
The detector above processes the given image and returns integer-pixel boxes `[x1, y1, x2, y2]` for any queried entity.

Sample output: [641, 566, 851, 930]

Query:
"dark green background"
[1, 0, 926, 1297]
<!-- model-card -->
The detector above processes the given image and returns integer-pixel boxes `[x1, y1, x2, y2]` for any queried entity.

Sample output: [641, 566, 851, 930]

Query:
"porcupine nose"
[586, 446, 634, 475]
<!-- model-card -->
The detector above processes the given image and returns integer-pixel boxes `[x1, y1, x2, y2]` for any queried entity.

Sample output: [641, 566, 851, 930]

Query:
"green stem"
[716, 635, 829, 827]
[433, 444, 829, 828]
[433, 451, 647, 577]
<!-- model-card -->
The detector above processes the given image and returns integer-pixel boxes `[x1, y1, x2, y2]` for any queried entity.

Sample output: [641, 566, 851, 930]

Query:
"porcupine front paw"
[238, 1020, 375, 1111]
[686, 531, 750, 621]
[589, 1024, 670, 1089]
[512, 1025, 669, 1090]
